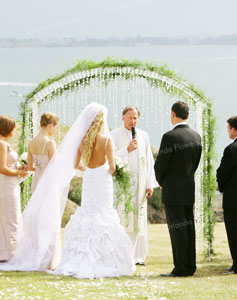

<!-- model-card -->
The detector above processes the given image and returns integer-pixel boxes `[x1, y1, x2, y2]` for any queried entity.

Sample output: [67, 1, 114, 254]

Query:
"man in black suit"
[217, 116, 237, 275]
[154, 101, 202, 277]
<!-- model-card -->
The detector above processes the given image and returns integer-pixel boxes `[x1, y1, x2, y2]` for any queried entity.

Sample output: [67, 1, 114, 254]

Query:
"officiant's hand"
[127, 139, 138, 153]
[146, 188, 153, 199]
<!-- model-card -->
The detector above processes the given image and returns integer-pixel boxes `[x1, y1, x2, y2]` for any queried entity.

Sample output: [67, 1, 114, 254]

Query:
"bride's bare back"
[75, 133, 115, 174]
[87, 134, 107, 168]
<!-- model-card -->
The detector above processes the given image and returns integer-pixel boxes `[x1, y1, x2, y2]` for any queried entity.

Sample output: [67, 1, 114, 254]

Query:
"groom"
[217, 116, 237, 275]
[154, 101, 202, 277]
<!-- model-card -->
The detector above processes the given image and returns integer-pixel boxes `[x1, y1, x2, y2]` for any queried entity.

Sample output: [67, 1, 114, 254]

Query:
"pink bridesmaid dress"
[30, 139, 61, 270]
[0, 144, 21, 261]
[31, 140, 50, 193]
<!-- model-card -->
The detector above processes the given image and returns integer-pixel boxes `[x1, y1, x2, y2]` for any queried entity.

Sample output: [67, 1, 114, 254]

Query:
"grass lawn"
[0, 223, 236, 300]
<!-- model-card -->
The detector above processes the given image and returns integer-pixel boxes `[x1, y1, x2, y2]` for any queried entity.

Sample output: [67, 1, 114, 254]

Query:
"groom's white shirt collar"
[173, 121, 188, 129]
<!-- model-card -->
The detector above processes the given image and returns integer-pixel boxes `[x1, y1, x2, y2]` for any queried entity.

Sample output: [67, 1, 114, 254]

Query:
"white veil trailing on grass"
[0, 102, 110, 271]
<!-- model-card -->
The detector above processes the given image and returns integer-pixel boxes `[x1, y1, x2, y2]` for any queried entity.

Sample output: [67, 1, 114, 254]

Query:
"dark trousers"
[164, 204, 196, 276]
[224, 208, 237, 271]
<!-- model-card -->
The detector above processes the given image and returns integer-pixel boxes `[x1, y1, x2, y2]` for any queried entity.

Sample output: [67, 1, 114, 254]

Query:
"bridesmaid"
[27, 112, 59, 269]
[0, 115, 28, 262]
[27, 112, 59, 193]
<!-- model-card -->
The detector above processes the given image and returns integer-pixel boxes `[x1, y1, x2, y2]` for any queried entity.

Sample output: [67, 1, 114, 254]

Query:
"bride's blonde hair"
[82, 110, 104, 165]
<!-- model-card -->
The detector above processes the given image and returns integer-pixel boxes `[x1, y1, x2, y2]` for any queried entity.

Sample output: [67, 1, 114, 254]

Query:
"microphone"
[131, 127, 136, 139]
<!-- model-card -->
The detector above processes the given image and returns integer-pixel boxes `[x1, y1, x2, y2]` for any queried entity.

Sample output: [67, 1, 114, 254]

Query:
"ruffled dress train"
[51, 162, 135, 279]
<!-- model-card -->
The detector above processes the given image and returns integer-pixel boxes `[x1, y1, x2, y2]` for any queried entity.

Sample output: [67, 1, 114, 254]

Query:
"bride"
[51, 105, 135, 278]
[0, 102, 135, 278]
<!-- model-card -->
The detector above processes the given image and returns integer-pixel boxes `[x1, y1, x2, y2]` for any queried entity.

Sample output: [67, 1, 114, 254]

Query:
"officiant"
[111, 106, 158, 265]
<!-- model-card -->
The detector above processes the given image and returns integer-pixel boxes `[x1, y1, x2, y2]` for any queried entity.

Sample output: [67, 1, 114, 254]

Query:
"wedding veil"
[0, 102, 110, 271]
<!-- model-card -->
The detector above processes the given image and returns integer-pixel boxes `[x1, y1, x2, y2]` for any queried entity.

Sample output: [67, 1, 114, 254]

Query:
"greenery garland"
[19, 57, 217, 258]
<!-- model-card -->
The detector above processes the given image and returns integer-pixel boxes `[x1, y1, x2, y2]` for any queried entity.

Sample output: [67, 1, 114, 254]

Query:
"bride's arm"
[106, 138, 115, 175]
[75, 143, 84, 170]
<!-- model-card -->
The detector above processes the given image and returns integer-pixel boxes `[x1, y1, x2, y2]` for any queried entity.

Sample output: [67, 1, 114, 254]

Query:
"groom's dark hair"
[172, 101, 189, 120]
[227, 116, 237, 130]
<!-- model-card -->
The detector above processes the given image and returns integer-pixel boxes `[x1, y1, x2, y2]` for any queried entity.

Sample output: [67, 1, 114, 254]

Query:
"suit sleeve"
[216, 146, 234, 193]
[154, 134, 172, 186]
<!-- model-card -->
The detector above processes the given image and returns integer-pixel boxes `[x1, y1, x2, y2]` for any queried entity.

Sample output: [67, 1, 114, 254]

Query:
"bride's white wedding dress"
[51, 159, 135, 279]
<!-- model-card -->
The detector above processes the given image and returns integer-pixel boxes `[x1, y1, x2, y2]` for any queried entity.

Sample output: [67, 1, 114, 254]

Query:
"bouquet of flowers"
[17, 152, 34, 184]
[113, 157, 136, 226]
[18, 152, 28, 166]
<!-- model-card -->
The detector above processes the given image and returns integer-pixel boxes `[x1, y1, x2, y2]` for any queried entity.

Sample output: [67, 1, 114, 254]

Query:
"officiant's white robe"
[111, 125, 158, 263]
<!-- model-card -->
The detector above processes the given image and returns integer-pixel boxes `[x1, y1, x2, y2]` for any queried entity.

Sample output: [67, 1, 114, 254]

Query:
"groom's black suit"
[154, 124, 202, 276]
[217, 138, 237, 273]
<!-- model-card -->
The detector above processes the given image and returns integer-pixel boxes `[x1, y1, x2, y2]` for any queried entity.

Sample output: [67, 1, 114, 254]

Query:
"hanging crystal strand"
[49, 95, 53, 113]
[166, 94, 172, 131]
[85, 75, 89, 107]
[141, 77, 146, 120]
[165, 90, 170, 115]
[187, 98, 192, 128]
[80, 77, 85, 108]
[76, 83, 80, 118]
[92, 70, 96, 104]
[66, 87, 70, 126]
[70, 84, 74, 123]
[62, 90, 66, 129]
[126, 69, 130, 107]
[69, 88, 72, 125]
[132, 71, 136, 106]
[98, 70, 102, 105]
[121, 68, 126, 110]
[192, 99, 197, 130]
[31, 101, 38, 137]
[106, 69, 111, 109]
[158, 87, 164, 135]
[136, 76, 141, 114]
[123, 68, 127, 107]
[194, 100, 204, 252]
[46, 95, 50, 113]
[154, 81, 159, 125]
[113, 74, 118, 128]
[150, 79, 154, 114]
[56, 88, 61, 144]
[102, 70, 106, 106]
[94, 72, 99, 105]
[103, 70, 107, 106]
[145, 76, 150, 128]
[130, 70, 134, 106]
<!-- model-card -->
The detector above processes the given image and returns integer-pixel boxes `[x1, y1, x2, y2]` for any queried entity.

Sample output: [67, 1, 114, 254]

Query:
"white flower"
[19, 152, 28, 163]
[115, 156, 125, 168]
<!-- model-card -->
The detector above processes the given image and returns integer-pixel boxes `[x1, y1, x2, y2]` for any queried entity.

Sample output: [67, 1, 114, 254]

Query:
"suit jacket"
[217, 139, 237, 209]
[154, 124, 202, 206]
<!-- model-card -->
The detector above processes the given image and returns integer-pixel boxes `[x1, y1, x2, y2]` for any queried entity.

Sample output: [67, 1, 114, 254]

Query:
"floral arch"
[19, 58, 216, 257]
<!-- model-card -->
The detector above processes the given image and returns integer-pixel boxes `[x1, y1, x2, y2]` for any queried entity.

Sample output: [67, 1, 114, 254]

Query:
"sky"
[1, 0, 237, 39]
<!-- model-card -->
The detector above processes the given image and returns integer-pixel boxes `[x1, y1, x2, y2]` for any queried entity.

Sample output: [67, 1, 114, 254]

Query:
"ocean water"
[0, 45, 237, 158]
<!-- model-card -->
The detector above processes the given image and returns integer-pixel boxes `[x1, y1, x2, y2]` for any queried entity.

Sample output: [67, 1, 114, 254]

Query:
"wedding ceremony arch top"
[19, 58, 216, 258]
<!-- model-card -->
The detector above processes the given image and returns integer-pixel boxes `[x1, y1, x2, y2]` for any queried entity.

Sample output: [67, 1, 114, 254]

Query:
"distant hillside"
[2, 35, 237, 47]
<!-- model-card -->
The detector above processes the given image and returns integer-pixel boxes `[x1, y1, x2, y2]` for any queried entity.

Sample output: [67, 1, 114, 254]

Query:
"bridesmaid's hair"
[171, 101, 189, 120]
[227, 116, 237, 130]
[0, 115, 16, 137]
[122, 105, 140, 117]
[40, 112, 59, 127]
[82, 110, 104, 165]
